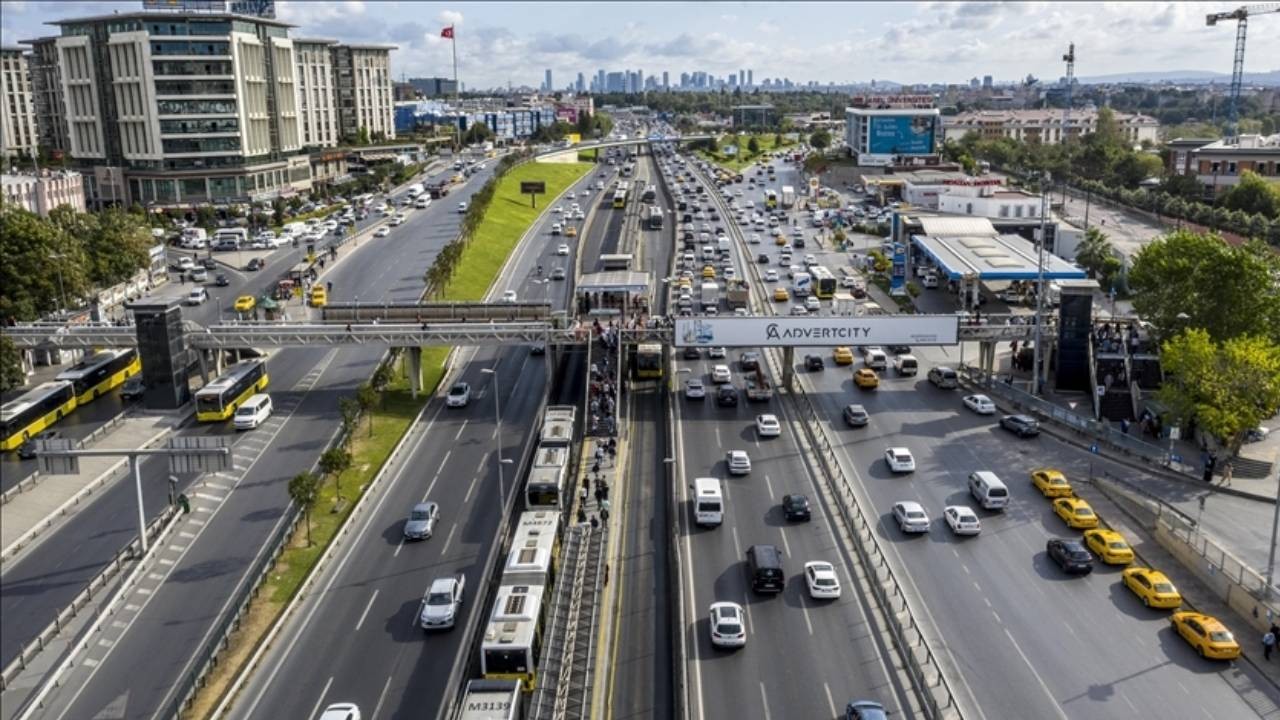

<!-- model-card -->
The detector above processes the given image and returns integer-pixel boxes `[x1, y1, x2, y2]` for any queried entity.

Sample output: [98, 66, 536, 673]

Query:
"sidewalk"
[0, 412, 184, 565]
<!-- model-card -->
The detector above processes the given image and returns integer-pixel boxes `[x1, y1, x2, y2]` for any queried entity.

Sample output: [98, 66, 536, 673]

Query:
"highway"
[9, 162, 499, 720]
[740, 158, 1280, 718]
[228, 162, 601, 719]
[672, 151, 911, 720]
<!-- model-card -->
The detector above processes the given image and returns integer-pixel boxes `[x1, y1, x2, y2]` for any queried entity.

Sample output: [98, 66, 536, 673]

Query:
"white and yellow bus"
[195, 358, 269, 422]
[55, 349, 141, 405]
[1, 381, 77, 452]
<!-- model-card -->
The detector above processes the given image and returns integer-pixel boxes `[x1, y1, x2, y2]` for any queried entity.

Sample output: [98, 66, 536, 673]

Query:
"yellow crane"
[1205, 3, 1280, 137]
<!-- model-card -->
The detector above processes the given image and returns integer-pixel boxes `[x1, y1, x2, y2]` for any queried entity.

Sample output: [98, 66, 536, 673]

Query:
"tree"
[1220, 170, 1280, 219]
[288, 471, 321, 546]
[1074, 227, 1123, 290]
[0, 205, 88, 320]
[355, 382, 378, 437]
[463, 121, 494, 146]
[1161, 174, 1204, 202]
[319, 446, 353, 502]
[87, 208, 153, 287]
[747, 136, 760, 154]
[809, 129, 831, 150]
[0, 335, 25, 393]
[1157, 329, 1280, 454]
[1128, 230, 1280, 344]
[338, 396, 360, 439]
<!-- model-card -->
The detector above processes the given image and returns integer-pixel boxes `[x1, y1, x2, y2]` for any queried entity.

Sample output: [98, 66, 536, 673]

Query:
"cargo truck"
[780, 185, 796, 209]
[725, 278, 750, 310]
[745, 367, 774, 401]
[831, 292, 859, 316]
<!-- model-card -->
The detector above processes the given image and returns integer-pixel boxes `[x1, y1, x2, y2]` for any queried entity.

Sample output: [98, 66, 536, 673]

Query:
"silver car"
[403, 501, 440, 540]
[419, 574, 465, 630]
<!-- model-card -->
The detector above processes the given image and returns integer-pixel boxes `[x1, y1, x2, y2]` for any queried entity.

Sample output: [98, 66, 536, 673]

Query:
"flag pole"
[451, 27, 460, 152]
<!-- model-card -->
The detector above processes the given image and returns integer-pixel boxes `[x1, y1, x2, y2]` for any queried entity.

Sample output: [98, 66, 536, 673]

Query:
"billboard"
[674, 316, 959, 348]
[867, 115, 936, 155]
[142, 0, 226, 10]
[229, 0, 276, 17]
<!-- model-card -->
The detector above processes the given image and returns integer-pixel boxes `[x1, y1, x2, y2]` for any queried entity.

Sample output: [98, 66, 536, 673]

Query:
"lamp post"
[1030, 173, 1050, 397]
[481, 364, 507, 500]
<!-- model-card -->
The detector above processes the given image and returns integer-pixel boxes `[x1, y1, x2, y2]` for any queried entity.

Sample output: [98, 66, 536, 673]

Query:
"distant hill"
[1077, 69, 1280, 85]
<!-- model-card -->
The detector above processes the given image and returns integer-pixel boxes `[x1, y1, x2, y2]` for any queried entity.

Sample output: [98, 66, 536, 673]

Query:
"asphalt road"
[673, 154, 910, 720]
[11, 163, 497, 720]
[733, 161, 1280, 719]
[226, 163, 600, 720]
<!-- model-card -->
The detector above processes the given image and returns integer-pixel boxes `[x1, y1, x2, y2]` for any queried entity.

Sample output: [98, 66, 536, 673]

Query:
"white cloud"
[439, 10, 464, 27]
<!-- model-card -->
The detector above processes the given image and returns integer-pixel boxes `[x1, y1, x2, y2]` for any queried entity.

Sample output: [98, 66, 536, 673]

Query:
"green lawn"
[695, 133, 797, 173]
[441, 161, 591, 300]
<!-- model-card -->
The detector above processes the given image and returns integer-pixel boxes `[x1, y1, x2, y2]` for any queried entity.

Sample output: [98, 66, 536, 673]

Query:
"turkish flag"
[441, 26, 454, 39]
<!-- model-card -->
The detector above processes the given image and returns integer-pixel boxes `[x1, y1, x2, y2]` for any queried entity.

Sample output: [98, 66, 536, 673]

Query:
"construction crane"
[1061, 42, 1075, 145]
[1205, 3, 1280, 138]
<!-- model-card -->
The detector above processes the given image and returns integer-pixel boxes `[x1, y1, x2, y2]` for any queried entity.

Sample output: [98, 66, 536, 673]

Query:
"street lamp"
[481, 364, 507, 499]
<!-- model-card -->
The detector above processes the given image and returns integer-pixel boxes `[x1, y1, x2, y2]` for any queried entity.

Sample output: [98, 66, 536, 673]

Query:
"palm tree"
[288, 471, 320, 546]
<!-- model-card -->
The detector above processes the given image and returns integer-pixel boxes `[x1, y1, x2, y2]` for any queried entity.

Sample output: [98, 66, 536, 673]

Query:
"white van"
[968, 471, 1009, 510]
[864, 349, 887, 371]
[894, 354, 918, 376]
[233, 393, 273, 430]
[701, 246, 716, 261]
[693, 477, 724, 527]
[716, 237, 731, 253]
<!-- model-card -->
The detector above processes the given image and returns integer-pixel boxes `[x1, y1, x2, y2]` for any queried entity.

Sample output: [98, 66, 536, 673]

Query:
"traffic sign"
[37, 437, 79, 475]
[168, 436, 232, 474]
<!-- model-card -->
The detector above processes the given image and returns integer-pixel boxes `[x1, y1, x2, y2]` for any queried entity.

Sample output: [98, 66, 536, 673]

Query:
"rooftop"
[47, 11, 294, 29]
[944, 109, 1158, 126]
[911, 218, 1088, 282]
[1196, 134, 1280, 155]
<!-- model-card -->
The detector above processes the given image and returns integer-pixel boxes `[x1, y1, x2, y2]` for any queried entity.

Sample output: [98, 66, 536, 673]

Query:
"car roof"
[896, 500, 924, 512]
[412, 501, 437, 512]
[428, 576, 457, 592]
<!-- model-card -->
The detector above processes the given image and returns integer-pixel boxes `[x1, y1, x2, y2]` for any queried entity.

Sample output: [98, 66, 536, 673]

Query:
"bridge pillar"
[197, 349, 209, 385]
[407, 347, 423, 398]
[782, 347, 795, 391]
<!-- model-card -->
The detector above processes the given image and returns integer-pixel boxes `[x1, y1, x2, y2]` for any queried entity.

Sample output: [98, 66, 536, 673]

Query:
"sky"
[2, 1, 1275, 89]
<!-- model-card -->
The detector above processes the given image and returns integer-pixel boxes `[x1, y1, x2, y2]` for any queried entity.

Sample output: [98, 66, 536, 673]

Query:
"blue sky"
[3, 2, 1273, 89]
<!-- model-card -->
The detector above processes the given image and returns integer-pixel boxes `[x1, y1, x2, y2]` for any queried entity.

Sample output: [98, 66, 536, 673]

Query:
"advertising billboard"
[867, 115, 936, 155]
[674, 316, 959, 348]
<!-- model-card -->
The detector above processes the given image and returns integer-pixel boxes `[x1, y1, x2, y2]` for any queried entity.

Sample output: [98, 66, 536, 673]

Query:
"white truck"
[792, 271, 812, 297]
[780, 185, 796, 209]
[405, 183, 425, 199]
[700, 281, 719, 312]
[831, 292, 859, 316]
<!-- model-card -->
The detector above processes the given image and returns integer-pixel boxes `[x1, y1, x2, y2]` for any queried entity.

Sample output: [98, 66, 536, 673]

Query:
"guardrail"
[0, 503, 177, 692]
[0, 412, 129, 506]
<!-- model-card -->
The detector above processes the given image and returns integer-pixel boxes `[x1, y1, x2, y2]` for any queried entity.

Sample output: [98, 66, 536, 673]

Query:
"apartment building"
[28, 11, 310, 207]
[294, 38, 339, 148]
[1, 47, 40, 161]
[24, 38, 70, 157]
[2, 170, 87, 215]
[332, 44, 396, 142]
[1186, 133, 1280, 197]
[943, 109, 1159, 146]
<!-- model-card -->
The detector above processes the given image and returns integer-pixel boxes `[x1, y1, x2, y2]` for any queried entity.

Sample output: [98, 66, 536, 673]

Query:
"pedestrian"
[595, 485, 605, 504]
[1222, 460, 1234, 487]
[594, 445, 604, 466]
[577, 506, 587, 524]
[580, 486, 588, 504]
[582, 473, 591, 492]
[600, 506, 610, 523]
[1120, 418, 1131, 435]
[1265, 630, 1276, 661]
[590, 514, 599, 530]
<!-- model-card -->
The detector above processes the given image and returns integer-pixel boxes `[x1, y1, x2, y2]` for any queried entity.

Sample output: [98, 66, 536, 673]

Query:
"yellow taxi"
[676, 277, 692, 291]
[702, 265, 717, 279]
[853, 368, 879, 389]
[1083, 528, 1133, 564]
[233, 295, 256, 313]
[451, 173, 465, 183]
[833, 347, 854, 365]
[1170, 612, 1241, 660]
[1030, 468, 1073, 498]
[309, 286, 328, 308]
[565, 225, 578, 237]
[774, 234, 787, 246]
[1121, 567, 1181, 609]
[1052, 497, 1099, 529]
[773, 287, 790, 302]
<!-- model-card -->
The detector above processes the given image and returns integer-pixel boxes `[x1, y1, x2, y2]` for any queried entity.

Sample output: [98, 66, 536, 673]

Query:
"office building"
[408, 76, 456, 97]
[2, 170, 86, 215]
[576, 72, 584, 93]
[294, 38, 339, 149]
[732, 105, 775, 128]
[982, 75, 993, 89]
[596, 69, 605, 94]
[25, 38, 69, 157]
[544, 68, 552, 92]
[331, 44, 396, 142]
[1, 47, 39, 162]
[845, 107, 942, 166]
[943, 109, 1159, 146]
[747, 69, 752, 88]
[662, 70, 669, 89]
[1183, 133, 1280, 198]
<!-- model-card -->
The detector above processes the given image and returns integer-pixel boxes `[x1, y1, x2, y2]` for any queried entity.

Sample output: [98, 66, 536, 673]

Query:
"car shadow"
[1030, 549, 1091, 582]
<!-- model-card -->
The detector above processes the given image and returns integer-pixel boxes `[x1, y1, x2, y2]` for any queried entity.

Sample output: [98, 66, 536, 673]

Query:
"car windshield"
[1069, 550, 1091, 560]
[1109, 541, 1128, 550]
[449, 385, 465, 395]
[427, 591, 452, 606]
[1153, 582, 1176, 593]
[1075, 508, 1094, 516]
[1209, 630, 1234, 643]
[410, 509, 430, 521]
[906, 511, 925, 520]
[893, 452, 910, 461]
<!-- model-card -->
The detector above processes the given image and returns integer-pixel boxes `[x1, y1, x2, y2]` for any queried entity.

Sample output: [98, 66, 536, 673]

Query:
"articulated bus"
[480, 584, 546, 691]
[524, 445, 570, 511]
[612, 186, 627, 209]
[811, 266, 838, 300]
[633, 343, 663, 379]
[1, 381, 77, 451]
[55, 349, 141, 405]
[195, 358, 269, 422]
[502, 510, 561, 588]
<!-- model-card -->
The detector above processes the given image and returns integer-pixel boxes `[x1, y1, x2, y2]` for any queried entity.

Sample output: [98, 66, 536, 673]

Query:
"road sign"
[37, 437, 79, 475]
[168, 436, 232, 474]
[521, 180, 546, 208]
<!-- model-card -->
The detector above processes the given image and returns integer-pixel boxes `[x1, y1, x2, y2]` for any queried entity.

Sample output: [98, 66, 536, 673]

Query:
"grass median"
[695, 133, 796, 173]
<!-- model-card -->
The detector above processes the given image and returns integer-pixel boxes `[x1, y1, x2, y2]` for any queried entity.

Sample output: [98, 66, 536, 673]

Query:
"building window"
[1014, 204, 1023, 218]
[999, 205, 1010, 218]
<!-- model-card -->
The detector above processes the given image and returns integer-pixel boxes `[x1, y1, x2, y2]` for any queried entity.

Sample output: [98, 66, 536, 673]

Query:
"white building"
[2, 171, 87, 215]
[294, 38, 339, 148]
[1, 47, 39, 161]
[937, 181, 1043, 221]
[332, 44, 396, 142]
[845, 107, 941, 166]
[943, 109, 1159, 147]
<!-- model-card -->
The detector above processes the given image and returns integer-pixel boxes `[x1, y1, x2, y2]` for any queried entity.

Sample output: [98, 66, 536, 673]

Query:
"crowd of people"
[588, 319, 620, 436]
[1094, 321, 1143, 356]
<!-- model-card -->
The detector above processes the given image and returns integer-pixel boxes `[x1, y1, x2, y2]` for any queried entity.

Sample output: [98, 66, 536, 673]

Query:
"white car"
[893, 501, 931, 533]
[457, 202, 468, 213]
[726, 450, 751, 475]
[552, 205, 564, 214]
[419, 575, 465, 630]
[557, 244, 570, 256]
[318, 703, 362, 720]
[574, 210, 585, 220]
[749, 233, 762, 244]
[684, 378, 706, 399]
[963, 394, 997, 415]
[186, 288, 208, 306]
[374, 226, 391, 237]
[707, 346, 727, 359]
[723, 267, 737, 279]
[805, 296, 820, 312]
[177, 256, 195, 271]
[755, 414, 781, 438]
[762, 269, 778, 282]
[501, 290, 518, 303]
[943, 505, 982, 535]
[551, 223, 563, 235]
[884, 447, 916, 473]
[804, 561, 842, 599]
[709, 602, 746, 649]
[711, 365, 732, 384]
[446, 382, 470, 408]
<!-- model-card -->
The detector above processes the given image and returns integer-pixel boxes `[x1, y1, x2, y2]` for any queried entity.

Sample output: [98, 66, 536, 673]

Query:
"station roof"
[576, 271, 651, 293]
[912, 229, 1088, 282]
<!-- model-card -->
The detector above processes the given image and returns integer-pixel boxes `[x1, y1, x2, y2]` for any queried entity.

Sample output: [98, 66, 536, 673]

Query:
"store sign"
[674, 316, 959, 348]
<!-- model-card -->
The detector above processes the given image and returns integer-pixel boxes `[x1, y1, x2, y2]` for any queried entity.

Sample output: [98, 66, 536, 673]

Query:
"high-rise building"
[0, 46, 39, 161]
[738, 69, 744, 87]
[982, 75, 993, 89]
[662, 70, 669, 89]
[747, 69, 752, 87]
[544, 68, 552, 92]
[606, 71, 625, 93]
[24, 38, 69, 156]
[679, 72, 690, 88]
[331, 43, 397, 142]
[294, 39, 339, 149]
[597, 69, 606, 94]
[576, 72, 585, 93]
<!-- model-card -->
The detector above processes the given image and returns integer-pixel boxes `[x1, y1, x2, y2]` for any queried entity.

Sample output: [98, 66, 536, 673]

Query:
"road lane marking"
[759, 683, 773, 720]
[764, 474, 776, 499]
[441, 523, 458, 556]
[463, 474, 481, 504]
[454, 419, 468, 441]
[371, 675, 393, 720]
[776, 525, 792, 558]
[355, 590, 379, 632]
[393, 538, 405, 558]
[673, 391, 706, 720]
[307, 676, 333, 720]
[824, 683, 837, 718]
[1002, 627, 1070, 720]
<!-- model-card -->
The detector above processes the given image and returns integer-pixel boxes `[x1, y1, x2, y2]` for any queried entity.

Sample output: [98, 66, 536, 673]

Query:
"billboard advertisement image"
[674, 316, 959, 348]
[868, 115, 936, 155]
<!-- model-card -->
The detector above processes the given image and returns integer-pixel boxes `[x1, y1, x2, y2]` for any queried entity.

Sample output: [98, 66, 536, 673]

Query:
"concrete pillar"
[782, 347, 795, 391]
[197, 350, 210, 385]
[408, 347, 423, 398]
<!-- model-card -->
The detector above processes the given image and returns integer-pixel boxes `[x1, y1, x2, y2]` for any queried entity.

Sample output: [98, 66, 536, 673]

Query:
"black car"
[201, 257, 217, 270]
[1047, 538, 1094, 575]
[1000, 414, 1041, 438]
[18, 430, 60, 460]
[120, 375, 146, 400]
[757, 253, 770, 264]
[845, 700, 889, 720]
[678, 201, 688, 211]
[782, 494, 811, 522]
[739, 352, 760, 371]
[683, 347, 701, 360]
[793, 236, 805, 249]
[887, 345, 911, 355]
[215, 273, 229, 287]
[805, 354, 825, 371]
[245, 257, 264, 271]
[716, 385, 738, 407]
